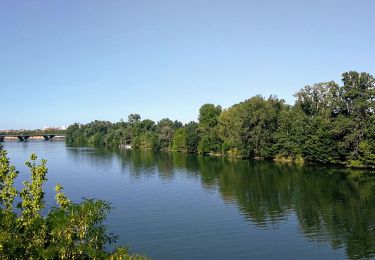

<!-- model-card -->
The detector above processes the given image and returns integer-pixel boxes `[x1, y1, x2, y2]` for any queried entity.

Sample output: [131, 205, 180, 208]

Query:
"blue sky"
[1, 0, 374, 129]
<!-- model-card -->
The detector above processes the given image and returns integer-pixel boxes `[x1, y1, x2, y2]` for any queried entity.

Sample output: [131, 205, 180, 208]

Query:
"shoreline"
[115, 146, 375, 171]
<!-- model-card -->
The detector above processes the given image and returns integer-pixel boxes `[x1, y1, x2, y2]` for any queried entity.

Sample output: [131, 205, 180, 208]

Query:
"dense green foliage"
[66, 71, 375, 168]
[0, 150, 148, 259]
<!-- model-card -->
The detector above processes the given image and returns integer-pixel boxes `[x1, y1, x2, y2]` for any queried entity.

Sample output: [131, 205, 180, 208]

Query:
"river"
[2, 141, 375, 259]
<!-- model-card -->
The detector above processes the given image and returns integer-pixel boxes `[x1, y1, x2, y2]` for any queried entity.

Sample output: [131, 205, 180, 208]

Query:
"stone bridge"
[0, 134, 65, 142]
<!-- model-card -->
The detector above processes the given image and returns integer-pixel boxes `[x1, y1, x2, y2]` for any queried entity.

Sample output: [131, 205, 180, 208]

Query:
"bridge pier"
[0, 136, 4, 142]
[17, 136, 30, 142]
[42, 135, 56, 141]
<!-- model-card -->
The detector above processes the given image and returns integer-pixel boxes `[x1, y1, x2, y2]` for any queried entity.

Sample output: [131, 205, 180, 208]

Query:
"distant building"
[43, 125, 66, 131]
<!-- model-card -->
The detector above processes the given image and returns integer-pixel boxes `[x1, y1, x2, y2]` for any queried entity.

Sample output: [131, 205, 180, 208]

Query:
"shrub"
[0, 150, 148, 260]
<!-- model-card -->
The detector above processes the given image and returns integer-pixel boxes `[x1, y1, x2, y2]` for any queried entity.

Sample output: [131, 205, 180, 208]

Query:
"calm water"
[3, 141, 375, 260]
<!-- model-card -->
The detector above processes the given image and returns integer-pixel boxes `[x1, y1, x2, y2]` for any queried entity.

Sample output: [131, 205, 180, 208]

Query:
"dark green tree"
[128, 114, 141, 125]
[172, 128, 187, 152]
[185, 122, 200, 153]
[198, 104, 222, 154]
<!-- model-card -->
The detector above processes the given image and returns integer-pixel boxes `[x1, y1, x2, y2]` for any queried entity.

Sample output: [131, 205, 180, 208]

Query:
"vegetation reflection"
[75, 148, 375, 259]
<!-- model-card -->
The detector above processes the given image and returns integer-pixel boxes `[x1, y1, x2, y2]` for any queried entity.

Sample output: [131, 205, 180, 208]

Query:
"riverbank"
[116, 145, 375, 170]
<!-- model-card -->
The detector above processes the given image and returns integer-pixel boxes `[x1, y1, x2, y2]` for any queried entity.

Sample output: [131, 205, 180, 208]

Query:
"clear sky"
[1, 0, 374, 129]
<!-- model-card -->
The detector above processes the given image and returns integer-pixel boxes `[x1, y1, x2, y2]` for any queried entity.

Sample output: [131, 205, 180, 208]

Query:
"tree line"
[66, 71, 375, 168]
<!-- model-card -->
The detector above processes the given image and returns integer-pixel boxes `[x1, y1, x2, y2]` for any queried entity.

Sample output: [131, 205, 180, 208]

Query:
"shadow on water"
[66, 146, 375, 259]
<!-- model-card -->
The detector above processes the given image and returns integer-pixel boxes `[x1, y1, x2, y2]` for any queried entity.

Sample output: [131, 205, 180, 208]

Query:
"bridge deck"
[0, 134, 65, 142]
[0, 134, 65, 137]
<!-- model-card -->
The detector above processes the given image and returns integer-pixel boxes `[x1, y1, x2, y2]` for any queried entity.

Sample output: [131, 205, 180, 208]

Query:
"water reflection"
[65, 147, 375, 259]
[61, 145, 375, 259]
[215, 162, 375, 259]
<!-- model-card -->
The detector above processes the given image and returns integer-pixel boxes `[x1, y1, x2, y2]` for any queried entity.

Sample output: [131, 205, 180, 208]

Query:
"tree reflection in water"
[69, 148, 375, 259]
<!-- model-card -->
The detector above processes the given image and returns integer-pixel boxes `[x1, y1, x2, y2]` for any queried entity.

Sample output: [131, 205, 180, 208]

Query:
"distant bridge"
[0, 134, 65, 142]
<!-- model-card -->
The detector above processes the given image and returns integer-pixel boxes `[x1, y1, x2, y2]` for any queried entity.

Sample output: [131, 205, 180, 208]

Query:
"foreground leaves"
[0, 150, 149, 260]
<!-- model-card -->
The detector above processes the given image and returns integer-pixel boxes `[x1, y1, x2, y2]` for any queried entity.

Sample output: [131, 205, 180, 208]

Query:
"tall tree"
[185, 122, 200, 153]
[157, 119, 175, 150]
[198, 104, 222, 133]
[128, 114, 141, 125]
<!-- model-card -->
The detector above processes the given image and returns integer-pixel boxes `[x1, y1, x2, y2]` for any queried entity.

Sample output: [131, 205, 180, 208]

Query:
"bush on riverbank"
[0, 150, 148, 259]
